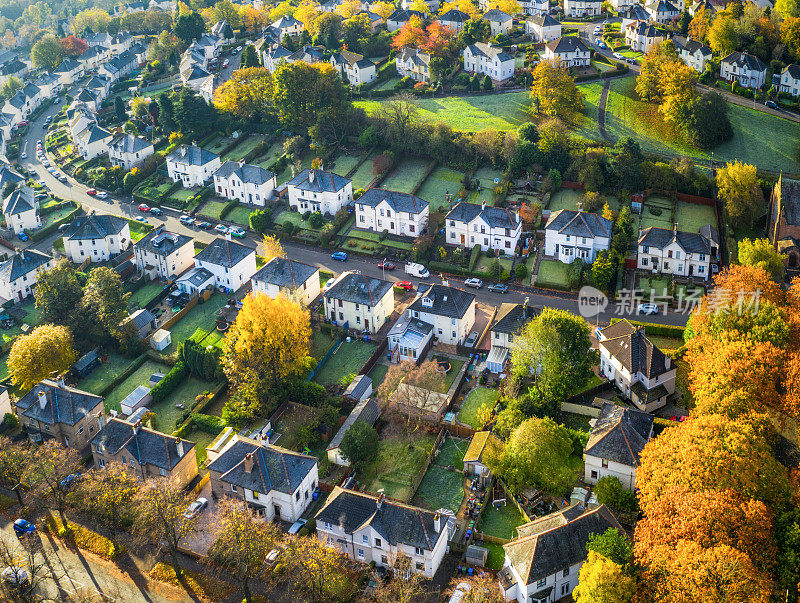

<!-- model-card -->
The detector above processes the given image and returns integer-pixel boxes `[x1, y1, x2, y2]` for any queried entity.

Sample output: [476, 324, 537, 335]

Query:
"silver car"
[183, 497, 208, 519]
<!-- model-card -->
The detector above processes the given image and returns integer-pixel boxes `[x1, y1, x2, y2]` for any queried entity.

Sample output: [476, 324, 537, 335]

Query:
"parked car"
[58, 223, 71, 232]
[626, 57, 637, 64]
[138, 203, 150, 212]
[214, 224, 229, 234]
[331, 251, 348, 261]
[287, 519, 307, 535]
[637, 302, 659, 315]
[86, 188, 97, 196]
[135, 216, 148, 223]
[149, 207, 163, 216]
[222, 59, 230, 67]
[612, 52, 624, 60]
[196, 221, 212, 229]
[183, 497, 208, 519]
[16, 232, 28, 242]
[395, 280, 413, 291]
[487, 283, 509, 293]
[765, 100, 779, 110]
[36, 139, 42, 146]
[229, 226, 246, 238]
[58, 174, 67, 183]
[12, 519, 36, 537]
[96, 191, 108, 199]
[179, 215, 194, 225]
[377, 261, 395, 270]
[464, 277, 483, 288]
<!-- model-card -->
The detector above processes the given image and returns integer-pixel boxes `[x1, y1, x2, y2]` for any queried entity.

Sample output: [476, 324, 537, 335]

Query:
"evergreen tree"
[114, 96, 126, 122]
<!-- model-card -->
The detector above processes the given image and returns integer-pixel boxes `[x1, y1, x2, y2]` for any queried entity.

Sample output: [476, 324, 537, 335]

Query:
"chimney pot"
[376, 490, 384, 509]
[434, 513, 441, 532]
[37, 390, 47, 410]
[481, 200, 486, 211]
[244, 451, 254, 473]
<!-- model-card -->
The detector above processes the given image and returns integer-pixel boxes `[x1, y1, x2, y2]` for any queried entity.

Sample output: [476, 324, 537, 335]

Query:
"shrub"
[595, 476, 637, 512]
[283, 221, 296, 235]
[308, 212, 323, 229]
[515, 262, 529, 279]
[190, 413, 226, 435]
[469, 244, 482, 271]
[150, 361, 188, 403]
[287, 379, 327, 407]
[2, 412, 18, 429]
[249, 208, 272, 233]
[379, 229, 389, 241]
[567, 258, 584, 290]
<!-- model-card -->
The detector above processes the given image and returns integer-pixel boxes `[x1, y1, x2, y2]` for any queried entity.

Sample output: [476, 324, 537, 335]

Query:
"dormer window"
[421, 297, 433, 308]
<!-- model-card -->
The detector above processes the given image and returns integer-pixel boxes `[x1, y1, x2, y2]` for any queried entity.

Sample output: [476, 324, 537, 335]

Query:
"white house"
[62, 214, 131, 264]
[396, 48, 432, 82]
[193, 238, 257, 293]
[563, 0, 601, 17]
[780, 64, 800, 96]
[72, 88, 103, 113]
[408, 284, 476, 346]
[517, 0, 550, 15]
[330, 51, 376, 86]
[355, 188, 429, 237]
[133, 227, 195, 281]
[387, 9, 425, 31]
[195, 34, 223, 60]
[251, 257, 320, 306]
[483, 9, 513, 35]
[689, 0, 715, 14]
[597, 320, 677, 412]
[400, 0, 439, 10]
[211, 20, 235, 43]
[287, 168, 353, 216]
[108, 133, 155, 171]
[208, 432, 318, 523]
[584, 402, 654, 490]
[324, 272, 394, 333]
[624, 20, 664, 52]
[86, 74, 112, 100]
[620, 3, 650, 26]
[674, 37, 712, 72]
[316, 488, 454, 578]
[611, 0, 637, 12]
[272, 15, 304, 38]
[543, 37, 591, 67]
[486, 303, 537, 374]
[526, 14, 562, 43]
[446, 201, 522, 253]
[637, 225, 717, 280]
[74, 124, 113, 160]
[500, 504, 624, 603]
[99, 50, 137, 83]
[463, 43, 515, 81]
[35, 74, 62, 99]
[183, 65, 215, 101]
[262, 44, 293, 71]
[544, 209, 612, 264]
[3, 187, 40, 235]
[720, 51, 766, 89]
[78, 45, 110, 70]
[438, 9, 471, 31]
[326, 397, 380, 466]
[213, 160, 276, 206]
[645, 0, 679, 23]
[387, 313, 435, 363]
[53, 59, 84, 85]
[0, 249, 53, 303]
[165, 144, 221, 188]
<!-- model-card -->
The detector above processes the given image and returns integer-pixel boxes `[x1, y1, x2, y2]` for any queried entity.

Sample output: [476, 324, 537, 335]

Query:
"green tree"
[737, 238, 786, 282]
[0, 77, 22, 101]
[776, 508, 800, 601]
[716, 161, 764, 230]
[114, 95, 127, 121]
[24, 441, 81, 524]
[81, 267, 130, 339]
[530, 59, 584, 124]
[339, 420, 379, 470]
[458, 17, 491, 45]
[240, 44, 261, 68]
[591, 249, 615, 292]
[31, 35, 65, 71]
[157, 92, 176, 131]
[34, 259, 83, 326]
[681, 91, 733, 149]
[342, 13, 370, 51]
[587, 528, 634, 568]
[482, 75, 493, 90]
[75, 463, 139, 538]
[174, 11, 205, 44]
[272, 62, 349, 131]
[776, 0, 800, 17]
[175, 87, 217, 136]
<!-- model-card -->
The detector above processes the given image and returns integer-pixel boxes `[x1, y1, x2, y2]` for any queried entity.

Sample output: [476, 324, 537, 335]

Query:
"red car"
[395, 281, 413, 291]
[378, 261, 395, 270]
[138, 203, 150, 212]
[86, 188, 97, 196]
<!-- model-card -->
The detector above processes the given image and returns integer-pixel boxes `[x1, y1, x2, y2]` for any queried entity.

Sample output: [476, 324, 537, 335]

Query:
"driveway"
[179, 481, 218, 558]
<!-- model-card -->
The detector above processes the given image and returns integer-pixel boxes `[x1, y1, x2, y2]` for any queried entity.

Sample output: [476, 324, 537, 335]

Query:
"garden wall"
[560, 401, 602, 418]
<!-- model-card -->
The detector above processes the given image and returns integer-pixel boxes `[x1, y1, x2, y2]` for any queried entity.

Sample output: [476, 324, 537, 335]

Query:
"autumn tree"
[23, 441, 81, 524]
[0, 437, 28, 505]
[72, 8, 111, 34]
[371, 552, 426, 603]
[529, 59, 584, 124]
[214, 67, 273, 120]
[381, 93, 419, 142]
[587, 528, 633, 568]
[708, 14, 738, 55]
[74, 464, 139, 539]
[688, 7, 712, 41]
[781, 16, 800, 62]
[35, 258, 84, 326]
[59, 35, 88, 58]
[572, 552, 636, 603]
[81, 266, 130, 340]
[8, 325, 76, 391]
[272, 62, 349, 131]
[446, 573, 505, 602]
[737, 237, 786, 282]
[31, 34, 65, 71]
[716, 161, 764, 230]
[286, 536, 350, 600]
[371, 1, 395, 19]
[261, 234, 284, 264]
[0, 77, 22, 101]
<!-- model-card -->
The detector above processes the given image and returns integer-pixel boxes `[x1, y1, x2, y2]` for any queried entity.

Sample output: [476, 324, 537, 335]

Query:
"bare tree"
[73, 463, 139, 540]
[380, 92, 418, 142]
[446, 573, 505, 603]
[22, 441, 80, 524]
[369, 552, 426, 603]
[285, 536, 350, 601]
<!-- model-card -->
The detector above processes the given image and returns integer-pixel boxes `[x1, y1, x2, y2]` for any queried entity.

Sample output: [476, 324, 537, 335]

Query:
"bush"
[287, 379, 327, 407]
[189, 413, 226, 435]
[150, 361, 188, 403]
[283, 221, 296, 235]
[249, 208, 272, 233]
[2, 412, 18, 429]
[595, 476, 637, 512]
[469, 244, 482, 272]
[379, 229, 389, 241]
[219, 200, 239, 220]
[308, 212, 323, 229]
[514, 262, 529, 279]
[567, 258, 584, 290]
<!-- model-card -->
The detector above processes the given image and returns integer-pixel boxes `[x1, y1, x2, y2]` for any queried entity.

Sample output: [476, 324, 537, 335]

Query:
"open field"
[77, 353, 136, 395]
[359, 433, 437, 501]
[458, 387, 499, 429]
[536, 259, 570, 288]
[313, 338, 375, 386]
[416, 166, 465, 211]
[381, 158, 431, 194]
[411, 465, 464, 512]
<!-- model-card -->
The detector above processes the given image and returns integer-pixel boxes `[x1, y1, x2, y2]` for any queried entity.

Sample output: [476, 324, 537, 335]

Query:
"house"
[768, 175, 800, 270]
[446, 201, 522, 253]
[36, 73, 62, 99]
[637, 225, 717, 280]
[408, 284, 476, 346]
[401, 0, 439, 10]
[208, 432, 319, 522]
[75, 124, 113, 160]
[330, 50, 376, 86]
[388, 314, 435, 363]
[286, 44, 325, 65]
[526, 14, 562, 42]
[611, 0, 637, 12]
[463, 43, 515, 81]
[193, 238, 257, 293]
[16, 381, 105, 451]
[53, 59, 84, 85]
[316, 487, 454, 577]
[72, 88, 102, 113]
[544, 209, 612, 264]
[597, 320, 677, 412]
[356, 188, 429, 237]
[133, 227, 195, 280]
[396, 48, 432, 82]
[0, 386, 10, 417]
[165, 144, 222, 187]
[262, 44, 294, 70]
[213, 160, 276, 206]
[517, 0, 550, 14]
[624, 20, 664, 52]
[0, 56, 28, 87]
[0, 250, 53, 303]
[92, 418, 199, 484]
[183, 65, 215, 101]
[272, 15, 304, 38]
[78, 45, 110, 70]
[108, 133, 155, 171]
[463, 431, 502, 476]
[583, 402, 654, 490]
[324, 272, 394, 333]
[780, 64, 800, 97]
[99, 50, 137, 82]
[123, 308, 158, 338]
[645, 0, 680, 23]
[326, 397, 380, 465]
[287, 168, 353, 216]
[387, 9, 425, 31]
[563, 0, 601, 17]
[543, 36, 591, 67]
[673, 37, 712, 72]
[129, 42, 149, 65]
[620, 3, 650, 25]
[689, 0, 716, 14]
[0, 163, 24, 191]
[483, 9, 513, 35]
[211, 20, 235, 43]
[499, 504, 624, 603]
[196, 34, 223, 59]
[251, 257, 320, 306]
[3, 186, 40, 235]
[438, 9, 471, 31]
[486, 303, 537, 374]
[85, 74, 112, 100]
[62, 214, 131, 264]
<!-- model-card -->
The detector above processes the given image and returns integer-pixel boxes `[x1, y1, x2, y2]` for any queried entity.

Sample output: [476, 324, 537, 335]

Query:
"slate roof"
[698, 224, 719, 246]
[599, 320, 671, 379]
[0, 163, 24, 189]
[503, 504, 624, 585]
[316, 486, 446, 549]
[783, 64, 800, 80]
[92, 418, 195, 470]
[721, 51, 766, 71]
[646, 0, 679, 12]
[0, 57, 25, 76]
[81, 124, 113, 145]
[410, 284, 475, 319]
[186, 65, 212, 82]
[109, 133, 153, 155]
[54, 59, 81, 74]
[328, 397, 380, 451]
[546, 36, 591, 54]
[166, 144, 219, 166]
[331, 50, 374, 69]
[528, 14, 560, 27]
[288, 45, 325, 63]
[3, 186, 35, 216]
[627, 20, 660, 37]
[388, 8, 425, 21]
[135, 228, 193, 256]
[398, 48, 431, 67]
[64, 214, 127, 241]
[358, 188, 428, 215]
[584, 402, 653, 466]
[252, 256, 318, 290]
[465, 42, 513, 62]
[491, 303, 539, 335]
[17, 380, 103, 426]
[673, 36, 711, 56]
[545, 209, 612, 239]
[638, 226, 712, 254]
[287, 169, 351, 193]
[195, 238, 255, 268]
[207, 436, 317, 495]
[214, 160, 275, 185]
[324, 272, 393, 307]
[484, 8, 512, 21]
[0, 249, 50, 282]
[776, 177, 800, 226]
[127, 308, 156, 331]
[272, 15, 301, 28]
[446, 201, 520, 229]
[439, 9, 471, 22]
[79, 45, 108, 60]
[265, 45, 293, 61]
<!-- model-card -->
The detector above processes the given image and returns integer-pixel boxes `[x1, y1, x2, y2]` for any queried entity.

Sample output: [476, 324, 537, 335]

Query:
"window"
[414, 547, 424, 556]
[675, 251, 681, 259]
[362, 534, 369, 543]
[561, 583, 570, 596]
[159, 468, 167, 477]
[602, 459, 609, 468]
[591, 470, 598, 479]
[537, 578, 546, 588]
[358, 549, 364, 559]
[416, 562, 424, 571]
[375, 538, 382, 548]
[642, 245, 648, 253]
[98, 458, 105, 467]
[231, 484, 237, 492]
[698, 265, 705, 273]
[252, 491, 260, 500]
[642, 258, 648, 266]
[563, 567, 570, 577]
[359, 215, 365, 222]
[79, 426, 84, 434]
[296, 491, 301, 501]
[381, 555, 388, 564]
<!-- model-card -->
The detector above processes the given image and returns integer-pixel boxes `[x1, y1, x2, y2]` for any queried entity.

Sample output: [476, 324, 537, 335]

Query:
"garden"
[198, 200, 229, 220]
[328, 152, 363, 177]
[222, 135, 263, 162]
[358, 432, 437, 501]
[430, 356, 465, 393]
[161, 294, 230, 352]
[350, 151, 382, 190]
[458, 387, 499, 429]
[636, 275, 671, 301]
[380, 158, 432, 194]
[416, 166, 467, 211]
[127, 281, 165, 310]
[312, 338, 376, 387]
[545, 188, 587, 212]
[76, 352, 138, 396]
[225, 204, 254, 226]
[535, 259, 570, 289]
[479, 498, 527, 540]
[101, 359, 169, 413]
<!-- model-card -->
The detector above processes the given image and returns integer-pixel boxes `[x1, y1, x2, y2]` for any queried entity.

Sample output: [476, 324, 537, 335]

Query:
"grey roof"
[74, 350, 99, 373]
[80, 45, 108, 60]
[0, 163, 23, 189]
[545, 209, 612, 239]
[207, 437, 317, 495]
[721, 51, 766, 71]
[783, 64, 800, 79]
[674, 36, 711, 56]
[186, 65, 212, 82]
[83, 124, 113, 144]
[439, 8, 470, 22]
[491, 303, 539, 335]
[358, 188, 428, 215]
[465, 42, 513, 62]
[252, 256, 318, 290]
[316, 487, 445, 550]
[446, 201, 520, 230]
[483, 8, 512, 21]
[109, 133, 153, 155]
[3, 186, 35, 216]
[288, 45, 325, 63]
[344, 374, 373, 401]
[166, 144, 219, 167]
[324, 273, 393, 307]
[17, 380, 103, 426]
[698, 224, 719, 245]
[638, 226, 711, 254]
[135, 228, 193, 256]
[410, 284, 475, 319]
[627, 20, 660, 37]
[54, 58, 81, 73]
[647, 0, 679, 12]
[776, 178, 800, 226]
[265, 45, 293, 60]
[273, 15, 301, 28]
[388, 8, 425, 21]
[0, 249, 51, 282]
[195, 238, 255, 268]
[75, 89, 98, 103]
[624, 4, 650, 19]
[546, 36, 591, 54]
[92, 418, 195, 470]
[214, 160, 275, 185]
[331, 50, 374, 69]
[599, 320, 671, 379]
[7, 91, 25, 109]
[529, 13, 560, 26]
[287, 169, 351, 194]
[128, 308, 156, 331]
[0, 57, 25, 75]
[64, 214, 127, 241]
[584, 403, 653, 466]
[398, 48, 431, 66]
[180, 266, 214, 287]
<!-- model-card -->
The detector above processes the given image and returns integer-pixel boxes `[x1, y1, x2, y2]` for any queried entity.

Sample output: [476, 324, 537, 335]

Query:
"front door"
[274, 505, 281, 519]
[331, 310, 336, 321]
[364, 318, 369, 331]
[460, 234, 465, 245]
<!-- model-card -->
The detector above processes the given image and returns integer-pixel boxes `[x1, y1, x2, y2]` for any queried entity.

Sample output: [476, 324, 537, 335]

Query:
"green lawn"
[313, 339, 376, 386]
[163, 294, 229, 352]
[676, 201, 716, 234]
[329, 153, 363, 177]
[476, 256, 513, 277]
[2, 301, 40, 342]
[170, 188, 196, 202]
[484, 542, 506, 570]
[183, 428, 217, 467]
[206, 135, 230, 154]
[381, 158, 432, 194]
[416, 166, 466, 211]
[535, 260, 570, 289]
[190, 327, 226, 350]
[311, 329, 337, 360]
[480, 500, 527, 540]
[429, 357, 464, 393]
[274, 209, 321, 231]
[148, 376, 216, 434]
[647, 335, 684, 351]
[276, 155, 313, 185]
[77, 353, 137, 395]
[273, 403, 322, 453]
[226, 205, 253, 226]
[637, 276, 671, 300]
[102, 359, 170, 413]
[411, 465, 464, 512]
[359, 433, 436, 501]
[367, 363, 389, 389]
[0, 353, 8, 382]
[546, 188, 584, 212]
[435, 435, 469, 468]
[354, 92, 530, 132]
[351, 151, 381, 190]
[458, 387, 499, 429]
[375, 77, 400, 91]
[343, 237, 380, 254]
[128, 281, 164, 310]
[198, 200, 227, 220]
[222, 136, 262, 162]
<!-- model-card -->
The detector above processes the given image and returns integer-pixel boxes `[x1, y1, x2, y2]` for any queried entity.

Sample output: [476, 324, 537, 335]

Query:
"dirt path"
[598, 80, 614, 143]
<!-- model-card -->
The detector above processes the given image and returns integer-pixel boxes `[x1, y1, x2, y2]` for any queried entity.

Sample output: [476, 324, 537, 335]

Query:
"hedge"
[609, 318, 686, 338]
[219, 200, 239, 220]
[190, 413, 225, 435]
[40, 200, 74, 216]
[151, 360, 188, 403]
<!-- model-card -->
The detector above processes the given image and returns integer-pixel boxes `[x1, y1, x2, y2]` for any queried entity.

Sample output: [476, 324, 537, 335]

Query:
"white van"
[405, 263, 430, 278]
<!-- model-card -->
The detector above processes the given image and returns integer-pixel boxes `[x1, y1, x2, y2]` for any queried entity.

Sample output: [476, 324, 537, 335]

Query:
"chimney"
[673, 222, 678, 232]
[37, 390, 47, 410]
[238, 158, 245, 167]
[578, 201, 583, 213]
[244, 451, 254, 473]
[133, 420, 141, 434]
[180, 145, 186, 157]
[481, 200, 486, 211]
[175, 437, 184, 457]
[97, 411, 105, 429]
[376, 490, 385, 509]
[309, 170, 315, 183]
[434, 513, 441, 533]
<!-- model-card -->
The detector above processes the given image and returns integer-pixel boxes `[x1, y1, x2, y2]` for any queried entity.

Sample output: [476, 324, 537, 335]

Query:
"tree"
[8, 325, 76, 391]
[0, 437, 28, 506]
[272, 62, 349, 131]
[134, 477, 197, 579]
[371, 552, 427, 603]
[0, 76, 22, 101]
[31, 34, 65, 71]
[75, 463, 139, 538]
[59, 35, 88, 58]
[482, 74, 493, 90]
[529, 59, 584, 124]
[175, 87, 217, 136]
[708, 14, 738, 55]
[261, 235, 284, 264]
[130, 96, 149, 120]
[339, 420, 379, 470]
[81, 267, 130, 340]
[343, 13, 370, 51]
[572, 552, 636, 603]
[372, 1, 395, 19]
[240, 44, 260, 68]
[776, 0, 800, 17]
[587, 528, 633, 568]
[781, 16, 800, 62]
[716, 161, 763, 230]
[681, 91, 733, 149]
[286, 536, 350, 600]
[776, 507, 800, 600]
[114, 95, 127, 121]
[213, 67, 273, 120]
[689, 7, 712, 41]
[23, 441, 81, 524]
[158, 92, 175, 131]
[381, 93, 419, 142]
[446, 573, 505, 602]
[208, 499, 282, 603]
[658, 60, 698, 125]
[737, 237, 786, 282]
[174, 11, 205, 44]
[591, 249, 615, 292]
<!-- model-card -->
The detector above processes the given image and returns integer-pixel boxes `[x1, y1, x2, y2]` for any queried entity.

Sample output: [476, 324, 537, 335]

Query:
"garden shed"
[465, 545, 488, 567]
[327, 396, 380, 466]
[150, 329, 172, 351]
[120, 385, 152, 416]
[72, 350, 100, 378]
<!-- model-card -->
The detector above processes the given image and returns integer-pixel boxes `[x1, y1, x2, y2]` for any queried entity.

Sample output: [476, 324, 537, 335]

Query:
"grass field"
[351, 151, 381, 189]
[546, 188, 585, 212]
[206, 135, 230, 154]
[329, 153, 363, 177]
[640, 204, 673, 230]
[223, 136, 262, 162]
[637, 276, 671, 300]
[435, 435, 469, 468]
[411, 465, 464, 512]
[536, 259, 570, 288]
[198, 200, 227, 220]
[375, 77, 400, 91]
[416, 166, 466, 211]
[476, 256, 513, 277]
[164, 294, 229, 352]
[311, 329, 337, 360]
[276, 156, 313, 185]
[0, 353, 9, 382]
[102, 359, 169, 413]
[128, 281, 164, 310]
[190, 327, 226, 350]
[458, 387, 499, 429]
[77, 353, 136, 395]
[274, 209, 321, 231]
[313, 339, 375, 386]
[148, 376, 215, 433]
[480, 500, 527, 540]
[273, 403, 321, 453]
[255, 140, 285, 168]
[676, 201, 716, 233]
[359, 433, 436, 501]
[226, 205, 253, 226]
[381, 158, 432, 194]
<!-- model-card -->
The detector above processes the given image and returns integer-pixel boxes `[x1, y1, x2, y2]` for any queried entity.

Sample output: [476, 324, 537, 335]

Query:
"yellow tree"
[440, 0, 479, 15]
[689, 7, 712, 41]
[602, 202, 613, 220]
[287, 536, 350, 600]
[410, 0, 432, 13]
[483, 0, 522, 15]
[261, 235, 285, 264]
[572, 552, 636, 603]
[294, 0, 321, 31]
[23, 441, 81, 524]
[75, 463, 139, 539]
[371, 1, 395, 19]
[530, 59, 584, 124]
[659, 61, 698, 125]
[213, 67, 273, 120]
[269, 0, 295, 21]
[130, 96, 149, 119]
[716, 161, 763, 229]
[8, 325, 76, 391]
[335, 0, 362, 19]
[446, 573, 505, 602]
[72, 8, 110, 33]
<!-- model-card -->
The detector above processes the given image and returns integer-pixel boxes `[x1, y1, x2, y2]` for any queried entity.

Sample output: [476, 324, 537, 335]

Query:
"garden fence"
[406, 427, 447, 503]
[144, 284, 171, 312]
[307, 333, 345, 381]
[155, 294, 199, 332]
[444, 422, 478, 438]
[357, 338, 388, 376]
